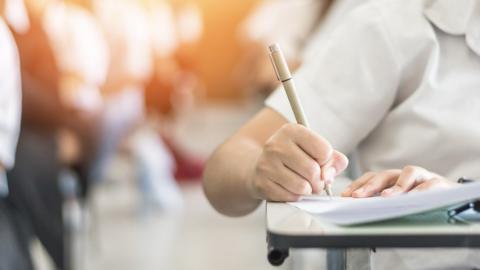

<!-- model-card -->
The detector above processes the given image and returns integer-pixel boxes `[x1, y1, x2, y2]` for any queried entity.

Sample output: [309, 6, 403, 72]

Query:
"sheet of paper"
[289, 182, 480, 225]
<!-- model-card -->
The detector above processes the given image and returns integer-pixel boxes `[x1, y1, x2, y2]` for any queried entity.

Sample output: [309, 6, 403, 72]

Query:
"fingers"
[254, 123, 347, 201]
[278, 141, 322, 192]
[273, 164, 313, 195]
[351, 170, 401, 198]
[256, 142, 319, 199]
[381, 166, 432, 197]
[282, 124, 333, 165]
[321, 150, 349, 184]
[341, 172, 375, 197]
[341, 166, 452, 199]
[255, 178, 301, 202]
[409, 178, 455, 193]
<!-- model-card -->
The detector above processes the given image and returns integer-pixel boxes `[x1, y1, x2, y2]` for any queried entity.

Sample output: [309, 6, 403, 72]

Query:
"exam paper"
[289, 182, 480, 225]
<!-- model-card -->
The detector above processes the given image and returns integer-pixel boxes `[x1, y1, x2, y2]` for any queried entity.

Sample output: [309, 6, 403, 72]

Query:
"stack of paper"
[289, 182, 480, 225]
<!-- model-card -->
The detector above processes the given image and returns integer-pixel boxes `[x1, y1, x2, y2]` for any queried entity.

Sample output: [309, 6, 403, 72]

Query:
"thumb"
[321, 150, 349, 183]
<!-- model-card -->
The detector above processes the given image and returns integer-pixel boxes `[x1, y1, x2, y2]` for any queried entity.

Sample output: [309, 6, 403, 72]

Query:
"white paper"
[289, 182, 480, 225]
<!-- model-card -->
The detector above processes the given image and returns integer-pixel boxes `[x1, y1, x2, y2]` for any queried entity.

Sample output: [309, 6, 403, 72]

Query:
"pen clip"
[269, 52, 281, 82]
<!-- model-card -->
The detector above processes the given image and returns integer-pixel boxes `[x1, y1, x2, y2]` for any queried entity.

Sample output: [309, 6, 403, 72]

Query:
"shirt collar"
[424, 0, 480, 55]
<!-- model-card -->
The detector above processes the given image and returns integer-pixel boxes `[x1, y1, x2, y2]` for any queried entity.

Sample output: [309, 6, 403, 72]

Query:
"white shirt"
[4, 0, 29, 34]
[266, 0, 480, 268]
[241, 0, 362, 60]
[0, 19, 22, 194]
[43, 2, 109, 112]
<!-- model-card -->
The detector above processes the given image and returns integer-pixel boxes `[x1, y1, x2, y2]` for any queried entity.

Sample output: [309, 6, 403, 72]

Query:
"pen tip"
[326, 184, 333, 198]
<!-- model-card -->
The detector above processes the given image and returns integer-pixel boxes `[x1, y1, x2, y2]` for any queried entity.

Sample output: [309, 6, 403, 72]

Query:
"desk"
[266, 202, 480, 268]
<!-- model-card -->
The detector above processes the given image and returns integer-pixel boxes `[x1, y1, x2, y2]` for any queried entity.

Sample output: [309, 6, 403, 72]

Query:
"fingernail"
[324, 167, 336, 183]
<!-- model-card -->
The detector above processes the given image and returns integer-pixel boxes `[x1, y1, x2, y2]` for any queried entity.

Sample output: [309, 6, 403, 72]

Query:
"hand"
[248, 123, 348, 202]
[342, 166, 457, 198]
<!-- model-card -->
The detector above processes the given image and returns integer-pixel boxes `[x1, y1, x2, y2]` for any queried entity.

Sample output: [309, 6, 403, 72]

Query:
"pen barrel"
[269, 43, 330, 196]
[269, 46, 292, 81]
[282, 79, 310, 127]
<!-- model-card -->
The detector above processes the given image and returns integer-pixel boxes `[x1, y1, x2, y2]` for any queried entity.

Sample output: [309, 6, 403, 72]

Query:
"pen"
[268, 43, 333, 198]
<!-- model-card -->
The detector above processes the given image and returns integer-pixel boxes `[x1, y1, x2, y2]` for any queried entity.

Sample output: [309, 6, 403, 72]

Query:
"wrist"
[244, 151, 263, 201]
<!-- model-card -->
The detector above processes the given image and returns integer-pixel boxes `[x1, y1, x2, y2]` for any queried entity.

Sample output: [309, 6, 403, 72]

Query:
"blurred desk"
[266, 202, 480, 269]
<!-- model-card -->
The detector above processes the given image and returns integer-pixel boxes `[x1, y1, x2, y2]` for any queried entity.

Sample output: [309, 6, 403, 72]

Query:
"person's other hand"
[342, 166, 457, 198]
[248, 123, 348, 202]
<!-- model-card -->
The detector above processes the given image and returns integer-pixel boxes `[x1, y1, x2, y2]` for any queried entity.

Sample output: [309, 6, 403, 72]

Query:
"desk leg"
[268, 246, 289, 266]
[327, 249, 346, 270]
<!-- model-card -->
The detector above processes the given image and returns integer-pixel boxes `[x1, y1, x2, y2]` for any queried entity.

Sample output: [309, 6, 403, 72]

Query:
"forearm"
[203, 136, 263, 217]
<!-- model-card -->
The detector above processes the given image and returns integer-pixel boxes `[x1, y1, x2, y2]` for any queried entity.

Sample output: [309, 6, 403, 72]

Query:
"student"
[0, 2, 26, 269]
[0, 0, 21, 198]
[92, 0, 184, 211]
[6, 0, 94, 267]
[204, 0, 480, 268]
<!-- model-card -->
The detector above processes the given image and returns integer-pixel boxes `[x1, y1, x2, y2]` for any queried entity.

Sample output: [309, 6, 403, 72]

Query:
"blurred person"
[90, 0, 152, 185]
[204, 0, 480, 268]
[143, 0, 204, 182]
[42, 0, 109, 200]
[92, 0, 183, 211]
[43, 0, 108, 114]
[5, 0, 101, 268]
[0, 1, 27, 269]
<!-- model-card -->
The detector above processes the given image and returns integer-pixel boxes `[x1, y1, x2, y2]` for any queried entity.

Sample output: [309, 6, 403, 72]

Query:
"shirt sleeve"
[0, 20, 22, 169]
[265, 3, 402, 154]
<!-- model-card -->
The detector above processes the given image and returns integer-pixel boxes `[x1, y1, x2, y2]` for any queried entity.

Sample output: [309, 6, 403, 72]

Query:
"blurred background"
[0, 0, 354, 269]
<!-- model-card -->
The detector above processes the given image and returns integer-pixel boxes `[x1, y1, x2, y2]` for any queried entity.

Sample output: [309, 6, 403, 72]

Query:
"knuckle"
[366, 180, 381, 189]
[263, 143, 283, 160]
[263, 139, 278, 153]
